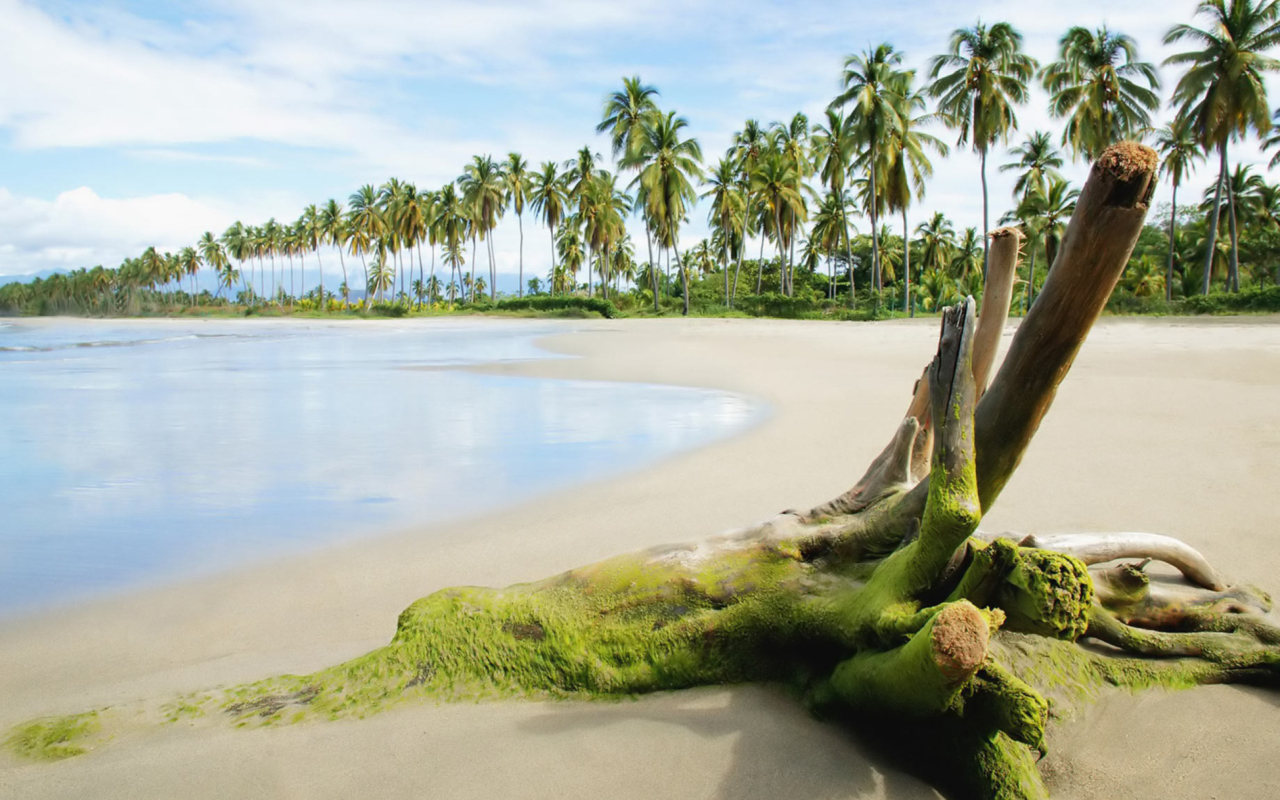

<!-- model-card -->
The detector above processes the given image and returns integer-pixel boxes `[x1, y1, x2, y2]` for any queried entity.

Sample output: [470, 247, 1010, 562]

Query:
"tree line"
[4, 0, 1280, 318]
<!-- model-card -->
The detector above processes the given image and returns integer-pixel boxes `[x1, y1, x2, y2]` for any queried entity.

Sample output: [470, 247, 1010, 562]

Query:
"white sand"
[2, 315, 1279, 799]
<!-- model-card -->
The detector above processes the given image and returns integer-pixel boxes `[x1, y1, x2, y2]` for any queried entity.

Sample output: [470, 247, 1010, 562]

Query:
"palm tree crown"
[1042, 26, 1161, 160]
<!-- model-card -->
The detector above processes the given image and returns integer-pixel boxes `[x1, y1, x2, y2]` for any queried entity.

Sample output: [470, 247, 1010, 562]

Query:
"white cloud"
[0, 186, 232, 274]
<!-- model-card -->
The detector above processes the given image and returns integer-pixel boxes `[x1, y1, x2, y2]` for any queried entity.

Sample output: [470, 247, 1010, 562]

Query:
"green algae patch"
[5, 711, 102, 761]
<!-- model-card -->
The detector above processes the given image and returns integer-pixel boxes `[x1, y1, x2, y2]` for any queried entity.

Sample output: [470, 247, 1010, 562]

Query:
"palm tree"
[220, 222, 253, 302]
[1025, 177, 1080, 302]
[582, 171, 633, 300]
[597, 76, 661, 160]
[198, 232, 231, 300]
[881, 83, 947, 311]
[600, 77, 662, 305]
[378, 178, 409, 300]
[1041, 26, 1161, 160]
[301, 205, 326, 309]
[176, 247, 200, 304]
[1165, 0, 1280, 294]
[320, 200, 349, 307]
[262, 218, 283, 304]
[771, 113, 812, 295]
[832, 43, 910, 295]
[915, 211, 956, 278]
[812, 108, 859, 303]
[398, 185, 431, 309]
[347, 185, 381, 311]
[1154, 119, 1204, 300]
[434, 183, 470, 305]
[701, 157, 745, 305]
[624, 110, 703, 315]
[749, 151, 804, 301]
[950, 227, 983, 283]
[929, 21, 1038, 276]
[529, 163, 567, 296]
[1000, 131, 1065, 199]
[505, 153, 530, 297]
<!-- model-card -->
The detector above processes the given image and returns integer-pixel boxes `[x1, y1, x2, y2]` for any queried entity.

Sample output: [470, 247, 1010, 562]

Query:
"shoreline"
[4, 316, 1280, 799]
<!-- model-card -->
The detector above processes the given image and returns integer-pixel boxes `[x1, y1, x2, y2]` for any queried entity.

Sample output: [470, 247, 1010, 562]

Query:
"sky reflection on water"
[0, 320, 759, 617]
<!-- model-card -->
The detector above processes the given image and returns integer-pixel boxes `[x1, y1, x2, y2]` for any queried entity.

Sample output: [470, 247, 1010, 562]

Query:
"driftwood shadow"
[517, 685, 943, 800]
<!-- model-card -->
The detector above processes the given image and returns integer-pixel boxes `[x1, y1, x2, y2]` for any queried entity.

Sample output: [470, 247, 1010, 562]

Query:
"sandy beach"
[2, 315, 1279, 799]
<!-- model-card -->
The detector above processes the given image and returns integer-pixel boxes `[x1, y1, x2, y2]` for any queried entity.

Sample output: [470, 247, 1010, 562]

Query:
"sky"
[0, 0, 1275, 283]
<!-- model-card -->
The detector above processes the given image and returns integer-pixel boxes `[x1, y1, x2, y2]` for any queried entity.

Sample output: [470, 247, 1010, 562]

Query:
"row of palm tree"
[5, 2, 1280, 317]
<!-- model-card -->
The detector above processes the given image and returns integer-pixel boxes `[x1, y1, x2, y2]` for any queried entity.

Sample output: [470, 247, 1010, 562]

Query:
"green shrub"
[371, 302, 407, 317]
[1179, 285, 1280, 314]
[495, 295, 618, 318]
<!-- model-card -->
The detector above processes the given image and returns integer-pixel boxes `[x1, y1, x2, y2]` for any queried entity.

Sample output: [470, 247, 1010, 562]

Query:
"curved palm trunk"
[289, 253, 295, 304]
[756, 230, 766, 294]
[674, 237, 690, 317]
[336, 247, 349, 308]
[1025, 241, 1037, 312]
[587, 242, 594, 298]
[775, 204, 786, 296]
[841, 200, 856, 307]
[1203, 142, 1227, 295]
[1226, 174, 1240, 294]
[549, 222, 559, 298]
[980, 146, 990, 281]
[517, 212, 524, 298]
[1165, 181, 1178, 303]
[645, 224, 659, 312]
[415, 244, 426, 310]
[358, 252, 370, 314]
[869, 150, 881, 295]
[317, 246, 325, 311]
[488, 234, 497, 302]
[731, 229, 745, 308]
[722, 235, 729, 306]
[901, 207, 910, 313]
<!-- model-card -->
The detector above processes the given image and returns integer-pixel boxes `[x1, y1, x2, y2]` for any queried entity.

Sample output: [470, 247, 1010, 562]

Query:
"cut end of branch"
[989, 226, 1024, 241]
[1094, 142, 1159, 209]
[931, 601, 990, 683]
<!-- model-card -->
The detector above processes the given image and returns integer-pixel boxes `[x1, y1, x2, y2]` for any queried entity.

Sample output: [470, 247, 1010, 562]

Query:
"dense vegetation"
[5, 1, 1280, 319]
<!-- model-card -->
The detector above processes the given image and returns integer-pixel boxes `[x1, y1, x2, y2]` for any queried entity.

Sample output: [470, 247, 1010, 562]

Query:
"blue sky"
[0, 0, 1273, 281]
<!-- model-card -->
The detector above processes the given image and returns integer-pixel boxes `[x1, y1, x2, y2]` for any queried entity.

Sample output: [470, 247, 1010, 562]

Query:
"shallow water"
[0, 318, 759, 617]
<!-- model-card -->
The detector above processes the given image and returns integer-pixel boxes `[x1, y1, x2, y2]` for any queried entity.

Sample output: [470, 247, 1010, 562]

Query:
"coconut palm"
[176, 247, 200, 304]
[529, 162, 567, 296]
[1165, 0, 1280, 294]
[701, 157, 745, 305]
[320, 200, 349, 307]
[750, 151, 804, 300]
[198, 232, 232, 300]
[832, 43, 911, 295]
[770, 113, 813, 295]
[347, 185, 382, 311]
[1154, 119, 1204, 300]
[301, 205, 326, 309]
[434, 183, 470, 305]
[624, 110, 704, 315]
[915, 212, 956, 277]
[1041, 26, 1162, 160]
[397, 185, 431, 308]
[220, 222, 253, 301]
[929, 21, 1038, 275]
[881, 83, 948, 311]
[262, 218, 283, 304]
[1000, 131, 1065, 199]
[1026, 177, 1080, 300]
[505, 153, 530, 297]
[597, 76, 661, 160]
[812, 108, 859, 303]
[583, 172, 633, 300]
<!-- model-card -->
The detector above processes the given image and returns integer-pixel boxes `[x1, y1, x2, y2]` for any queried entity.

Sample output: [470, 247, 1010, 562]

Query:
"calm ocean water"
[0, 319, 760, 618]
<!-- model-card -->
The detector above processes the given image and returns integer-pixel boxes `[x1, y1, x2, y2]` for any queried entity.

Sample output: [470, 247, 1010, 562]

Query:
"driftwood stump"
[9, 142, 1279, 799]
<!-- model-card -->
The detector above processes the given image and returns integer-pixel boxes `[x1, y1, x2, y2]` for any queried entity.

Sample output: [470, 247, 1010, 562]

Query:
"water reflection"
[0, 320, 759, 616]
